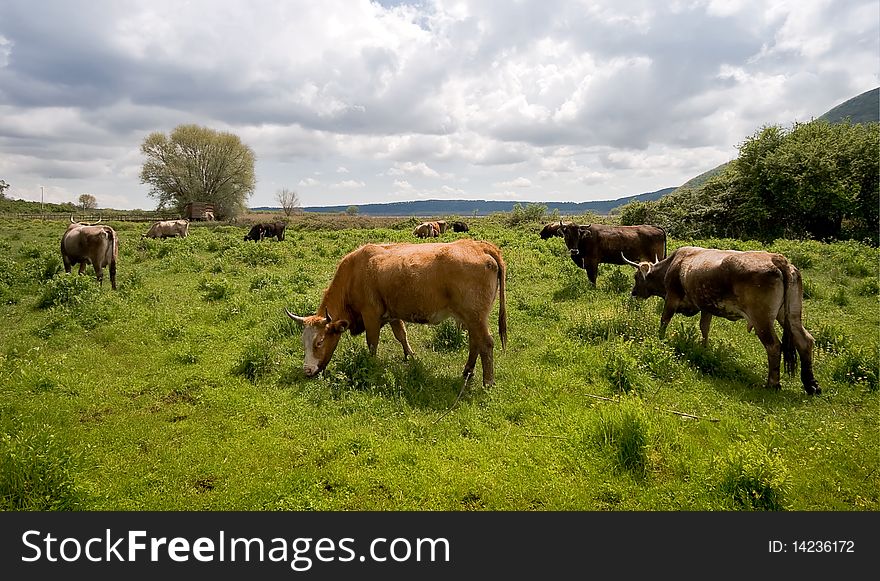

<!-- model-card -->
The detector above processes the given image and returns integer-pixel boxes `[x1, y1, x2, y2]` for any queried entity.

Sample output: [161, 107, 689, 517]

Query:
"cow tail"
[487, 245, 508, 350]
[776, 256, 797, 376]
[105, 226, 117, 265]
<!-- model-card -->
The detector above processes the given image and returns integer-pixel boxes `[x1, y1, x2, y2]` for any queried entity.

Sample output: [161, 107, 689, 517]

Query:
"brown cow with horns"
[624, 246, 820, 395]
[285, 239, 507, 386]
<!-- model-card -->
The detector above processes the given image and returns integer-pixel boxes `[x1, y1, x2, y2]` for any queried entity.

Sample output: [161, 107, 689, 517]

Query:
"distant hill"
[819, 87, 879, 125]
[672, 86, 879, 193]
[256, 187, 677, 217]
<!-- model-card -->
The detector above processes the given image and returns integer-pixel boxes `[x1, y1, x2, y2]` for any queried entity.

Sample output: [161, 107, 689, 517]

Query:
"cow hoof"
[804, 383, 821, 396]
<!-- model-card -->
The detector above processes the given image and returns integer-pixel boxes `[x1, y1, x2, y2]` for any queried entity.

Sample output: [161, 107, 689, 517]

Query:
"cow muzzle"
[569, 248, 579, 256]
[303, 364, 321, 377]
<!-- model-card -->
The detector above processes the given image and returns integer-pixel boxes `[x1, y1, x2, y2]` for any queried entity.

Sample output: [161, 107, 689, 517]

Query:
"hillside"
[819, 87, 880, 125]
[284, 187, 676, 217]
[672, 86, 880, 194]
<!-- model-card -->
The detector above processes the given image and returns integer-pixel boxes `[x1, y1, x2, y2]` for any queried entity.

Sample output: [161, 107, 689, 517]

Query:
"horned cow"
[285, 238, 507, 387]
[625, 246, 820, 395]
[143, 219, 189, 239]
[561, 222, 666, 285]
[60, 217, 118, 290]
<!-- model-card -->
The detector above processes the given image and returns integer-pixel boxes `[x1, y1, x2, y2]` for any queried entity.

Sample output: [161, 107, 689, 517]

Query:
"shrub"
[593, 397, 650, 475]
[599, 267, 632, 294]
[715, 440, 790, 511]
[37, 275, 98, 309]
[813, 324, 850, 354]
[832, 346, 879, 391]
[198, 276, 234, 301]
[603, 345, 639, 394]
[326, 343, 383, 391]
[0, 426, 83, 510]
[430, 320, 467, 352]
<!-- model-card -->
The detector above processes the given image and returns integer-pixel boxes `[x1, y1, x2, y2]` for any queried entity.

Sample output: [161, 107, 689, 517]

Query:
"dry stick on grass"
[582, 392, 720, 423]
[432, 370, 472, 425]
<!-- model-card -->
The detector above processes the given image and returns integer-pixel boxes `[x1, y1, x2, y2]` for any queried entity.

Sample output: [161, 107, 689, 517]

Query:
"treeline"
[618, 119, 879, 244]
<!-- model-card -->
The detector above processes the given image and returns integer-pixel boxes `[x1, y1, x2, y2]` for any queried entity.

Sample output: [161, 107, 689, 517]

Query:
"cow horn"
[69, 215, 75, 224]
[621, 252, 640, 267]
[284, 307, 308, 324]
[324, 308, 332, 323]
[654, 254, 660, 265]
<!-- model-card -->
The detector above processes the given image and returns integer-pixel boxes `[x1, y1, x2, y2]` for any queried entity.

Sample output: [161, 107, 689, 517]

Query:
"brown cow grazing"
[413, 222, 440, 238]
[561, 222, 666, 286]
[61, 216, 118, 290]
[435, 220, 448, 234]
[624, 246, 820, 395]
[143, 219, 189, 239]
[539, 221, 571, 240]
[285, 239, 507, 386]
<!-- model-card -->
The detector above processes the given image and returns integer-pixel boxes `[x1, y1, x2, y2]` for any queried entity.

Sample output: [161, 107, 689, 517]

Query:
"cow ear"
[329, 320, 350, 334]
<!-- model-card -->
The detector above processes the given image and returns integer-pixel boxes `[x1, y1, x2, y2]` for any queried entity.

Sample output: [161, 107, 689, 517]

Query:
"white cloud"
[494, 177, 532, 188]
[0, 0, 875, 209]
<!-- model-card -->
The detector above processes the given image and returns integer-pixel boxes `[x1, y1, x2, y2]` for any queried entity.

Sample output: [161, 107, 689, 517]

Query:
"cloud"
[0, 0, 875, 209]
[493, 177, 532, 188]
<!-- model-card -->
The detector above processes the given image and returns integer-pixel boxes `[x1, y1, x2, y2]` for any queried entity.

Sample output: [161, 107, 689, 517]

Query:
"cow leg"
[755, 325, 782, 389]
[389, 320, 414, 360]
[586, 262, 598, 286]
[464, 322, 495, 387]
[658, 302, 677, 340]
[62, 256, 72, 274]
[699, 312, 712, 346]
[94, 264, 104, 286]
[77, 262, 87, 276]
[364, 320, 381, 356]
[109, 261, 117, 291]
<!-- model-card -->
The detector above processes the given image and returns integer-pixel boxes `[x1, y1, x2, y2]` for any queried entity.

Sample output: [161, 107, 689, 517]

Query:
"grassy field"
[0, 214, 877, 511]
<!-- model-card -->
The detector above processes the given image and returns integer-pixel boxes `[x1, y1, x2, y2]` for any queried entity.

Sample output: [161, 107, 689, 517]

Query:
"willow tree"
[140, 124, 256, 219]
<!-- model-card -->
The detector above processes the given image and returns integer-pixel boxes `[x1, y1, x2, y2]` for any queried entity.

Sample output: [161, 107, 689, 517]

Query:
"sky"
[0, 0, 877, 210]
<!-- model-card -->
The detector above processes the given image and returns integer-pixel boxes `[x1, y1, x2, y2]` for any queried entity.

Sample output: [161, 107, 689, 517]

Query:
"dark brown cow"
[244, 221, 286, 241]
[539, 221, 571, 240]
[624, 246, 820, 395]
[60, 217, 118, 290]
[561, 222, 666, 285]
[450, 220, 469, 232]
[285, 239, 507, 386]
[412, 222, 440, 238]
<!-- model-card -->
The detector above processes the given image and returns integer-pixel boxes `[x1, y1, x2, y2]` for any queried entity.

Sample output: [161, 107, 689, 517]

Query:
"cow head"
[285, 307, 350, 377]
[561, 223, 590, 256]
[623, 253, 665, 299]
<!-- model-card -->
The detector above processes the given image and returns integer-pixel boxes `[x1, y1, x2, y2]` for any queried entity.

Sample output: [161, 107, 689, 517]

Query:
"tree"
[78, 193, 97, 210]
[0, 179, 9, 199]
[276, 188, 301, 218]
[346, 205, 359, 216]
[140, 124, 256, 220]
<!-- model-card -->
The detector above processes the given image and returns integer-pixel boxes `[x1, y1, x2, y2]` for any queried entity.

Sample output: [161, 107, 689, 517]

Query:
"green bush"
[198, 276, 234, 301]
[233, 340, 275, 382]
[832, 346, 879, 391]
[593, 397, 650, 475]
[715, 440, 790, 511]
[37, 275, 98, 309]
[430, 320, 467, 352]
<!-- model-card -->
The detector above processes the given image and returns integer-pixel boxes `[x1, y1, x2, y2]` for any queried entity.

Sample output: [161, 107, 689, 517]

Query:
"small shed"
[184, 202, 215, 221]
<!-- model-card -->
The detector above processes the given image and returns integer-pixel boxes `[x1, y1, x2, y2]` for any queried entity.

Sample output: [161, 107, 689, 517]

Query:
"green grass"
[0, 216, 877, 511]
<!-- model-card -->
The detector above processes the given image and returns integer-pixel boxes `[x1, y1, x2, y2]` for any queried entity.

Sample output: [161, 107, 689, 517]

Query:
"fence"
[3, 213, 179, 222]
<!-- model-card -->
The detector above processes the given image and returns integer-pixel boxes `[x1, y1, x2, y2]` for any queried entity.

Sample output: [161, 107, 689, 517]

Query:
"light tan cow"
[61, 216, 118, 290]
[413, 221, 440, 238]
[286, 239, 508, 386]
[143, 219, 189, 239]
